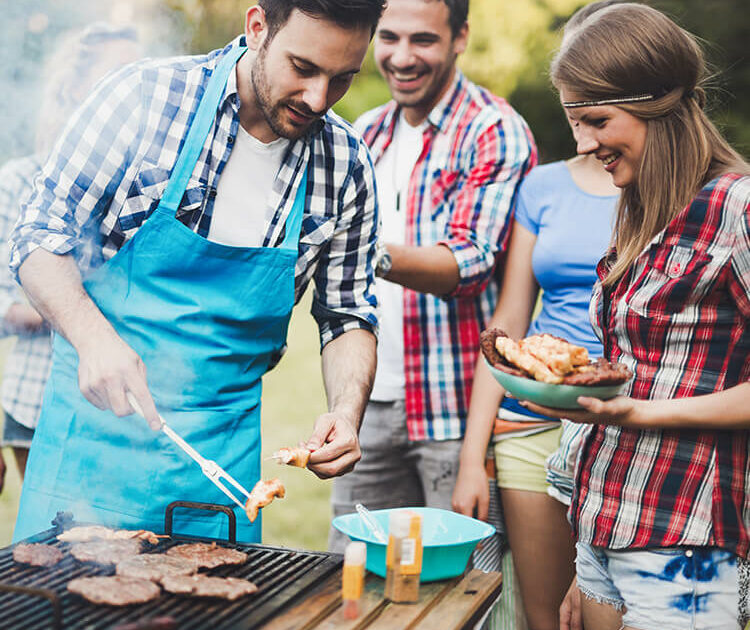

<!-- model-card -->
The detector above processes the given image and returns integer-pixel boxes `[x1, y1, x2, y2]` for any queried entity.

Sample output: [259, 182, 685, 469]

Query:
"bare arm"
[382, 243, 460, 295]
[452, 223, 539, 520]
[523, 382, 750, 430]
[18, 249, 160, 428]
[306, 328, 377, 479]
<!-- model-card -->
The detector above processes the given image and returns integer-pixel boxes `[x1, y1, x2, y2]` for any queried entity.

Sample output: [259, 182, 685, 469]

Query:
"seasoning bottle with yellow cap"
[384, 511, 422, 603]
[342, 541, 367, 619]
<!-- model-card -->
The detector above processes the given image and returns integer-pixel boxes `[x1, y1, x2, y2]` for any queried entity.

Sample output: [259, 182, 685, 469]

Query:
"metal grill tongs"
[126, 393, 252, 510]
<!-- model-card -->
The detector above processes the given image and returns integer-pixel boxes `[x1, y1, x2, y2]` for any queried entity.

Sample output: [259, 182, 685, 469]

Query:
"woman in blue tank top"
[453, 153, 617, 630]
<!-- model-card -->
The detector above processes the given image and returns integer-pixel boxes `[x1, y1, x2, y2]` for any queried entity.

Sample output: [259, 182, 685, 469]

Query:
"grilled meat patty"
[67, 576, 161, 605]
[12, 543, 64, 567]
[165, 543, 247, 569]
[70, 539, 144, 565]
[160, 575, 258, 600]
[116, 554, 198, 581]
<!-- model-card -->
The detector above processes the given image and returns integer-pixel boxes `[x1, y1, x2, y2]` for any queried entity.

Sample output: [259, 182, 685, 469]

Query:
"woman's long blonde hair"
[551, 3, 749, 287]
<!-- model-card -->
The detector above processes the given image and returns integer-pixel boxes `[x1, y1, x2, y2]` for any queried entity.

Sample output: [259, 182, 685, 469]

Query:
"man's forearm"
[383, 243, 459, 295]
[18, 248, 115, 353]
[321, 328, 377, 429]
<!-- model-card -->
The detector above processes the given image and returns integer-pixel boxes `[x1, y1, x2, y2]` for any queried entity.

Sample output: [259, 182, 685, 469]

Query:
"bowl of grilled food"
[480, 328, 632, 410]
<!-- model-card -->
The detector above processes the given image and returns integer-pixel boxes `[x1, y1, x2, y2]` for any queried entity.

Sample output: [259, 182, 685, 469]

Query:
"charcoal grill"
[0, 501, 342, 630]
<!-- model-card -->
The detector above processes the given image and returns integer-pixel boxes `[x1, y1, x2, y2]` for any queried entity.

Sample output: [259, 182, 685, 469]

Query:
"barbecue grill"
[0, 501, 342, 630]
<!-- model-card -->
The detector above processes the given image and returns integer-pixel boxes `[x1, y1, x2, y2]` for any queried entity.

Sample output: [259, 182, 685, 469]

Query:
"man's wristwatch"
[374, 241, 392, 278]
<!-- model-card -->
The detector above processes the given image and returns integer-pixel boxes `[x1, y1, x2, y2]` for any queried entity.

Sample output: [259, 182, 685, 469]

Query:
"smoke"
[0, 0, 190, 167]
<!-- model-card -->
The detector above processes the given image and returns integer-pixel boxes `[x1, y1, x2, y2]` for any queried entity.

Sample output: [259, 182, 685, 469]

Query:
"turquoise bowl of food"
[331, 507, 495, 582]
[485, 359, 625, 409]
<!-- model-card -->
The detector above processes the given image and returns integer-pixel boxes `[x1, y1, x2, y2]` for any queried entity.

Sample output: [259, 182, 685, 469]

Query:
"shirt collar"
[378, 68, 465, 142]
[425, 68, 465, 133]
[218, 35, 245, 112]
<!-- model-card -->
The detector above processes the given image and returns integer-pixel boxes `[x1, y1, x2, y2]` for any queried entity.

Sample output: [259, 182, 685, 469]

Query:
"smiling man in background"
[10, 0, 384, 544]
[328, 0, 536, 564]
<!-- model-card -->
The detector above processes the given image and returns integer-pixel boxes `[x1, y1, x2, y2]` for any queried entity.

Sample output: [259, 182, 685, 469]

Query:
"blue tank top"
[500, 160, 618, 420]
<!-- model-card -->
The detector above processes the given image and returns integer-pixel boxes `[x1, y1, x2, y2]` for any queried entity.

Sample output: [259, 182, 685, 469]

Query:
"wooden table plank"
[411, 570, 503, 630]
[262, 569, 343, 630]
[314, 577, 388, 630]
[261, 569, 502, 630]
[363, 580, 451, 630]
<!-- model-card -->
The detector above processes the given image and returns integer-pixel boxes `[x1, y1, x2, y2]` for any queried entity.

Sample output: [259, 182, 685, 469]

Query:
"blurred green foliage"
[2, 1, 746, 163]
[166, 0, 748, 162]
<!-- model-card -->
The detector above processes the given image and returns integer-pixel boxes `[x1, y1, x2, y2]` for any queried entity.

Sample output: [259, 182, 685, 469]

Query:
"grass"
[0, 295, 332, 550]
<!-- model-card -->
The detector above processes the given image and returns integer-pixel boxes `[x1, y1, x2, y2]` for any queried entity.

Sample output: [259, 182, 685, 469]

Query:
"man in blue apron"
[9, 0, 384, 543]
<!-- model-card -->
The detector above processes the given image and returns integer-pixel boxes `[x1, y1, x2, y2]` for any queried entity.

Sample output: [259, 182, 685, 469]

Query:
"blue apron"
[14, 45, 307, 544]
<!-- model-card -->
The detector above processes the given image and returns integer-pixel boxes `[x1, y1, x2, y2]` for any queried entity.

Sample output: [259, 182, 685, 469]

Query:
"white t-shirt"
[208, 125, 289, 247]
[370, 113, 425, 401]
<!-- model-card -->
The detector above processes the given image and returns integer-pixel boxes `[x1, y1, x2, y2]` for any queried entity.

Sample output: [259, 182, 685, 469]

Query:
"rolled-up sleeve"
[313, 135, 379, 348]
[439, 114, 535, 298]
[9, 65, 144, 279]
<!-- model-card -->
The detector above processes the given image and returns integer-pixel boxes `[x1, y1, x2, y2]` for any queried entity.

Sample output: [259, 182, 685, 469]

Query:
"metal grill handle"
[0, 583, 62, 630]
[164, 501, 237, 543]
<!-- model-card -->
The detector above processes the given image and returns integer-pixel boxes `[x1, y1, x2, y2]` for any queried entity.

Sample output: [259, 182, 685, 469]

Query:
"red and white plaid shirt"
[357, 71, 536, 440]
[572, 173, 750, 558]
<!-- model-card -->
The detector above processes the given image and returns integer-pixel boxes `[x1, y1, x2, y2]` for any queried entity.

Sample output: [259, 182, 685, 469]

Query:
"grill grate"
[0, 505, 342, 630]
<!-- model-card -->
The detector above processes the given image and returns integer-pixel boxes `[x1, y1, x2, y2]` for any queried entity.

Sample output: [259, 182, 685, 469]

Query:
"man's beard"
[251, 45, 318, 140]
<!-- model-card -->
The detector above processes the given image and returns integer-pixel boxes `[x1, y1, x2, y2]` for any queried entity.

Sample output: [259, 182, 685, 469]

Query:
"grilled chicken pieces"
[481, 328, 632, 386]
[272, 446, 311, 468]
[244, 478, 286, 522]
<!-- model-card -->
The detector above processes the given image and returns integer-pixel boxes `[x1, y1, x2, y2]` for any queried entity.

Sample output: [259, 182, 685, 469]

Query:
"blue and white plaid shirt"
[9, 36, 379, 347]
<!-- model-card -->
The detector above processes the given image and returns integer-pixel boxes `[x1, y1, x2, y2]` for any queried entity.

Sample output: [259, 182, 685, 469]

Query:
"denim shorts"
[1, 412, 35, 448]
[576, 542, 748, 629]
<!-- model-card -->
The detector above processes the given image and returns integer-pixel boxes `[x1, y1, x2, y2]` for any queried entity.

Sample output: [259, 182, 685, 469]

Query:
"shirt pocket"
[121, 160, 208, 231]
[429, 169, 461, 221]
[625, 244, 714, 318]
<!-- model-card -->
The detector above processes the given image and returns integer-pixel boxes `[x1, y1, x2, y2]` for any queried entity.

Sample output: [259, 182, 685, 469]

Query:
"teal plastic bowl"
[331, 507, 495, 582]
[485, 359, 625, 410]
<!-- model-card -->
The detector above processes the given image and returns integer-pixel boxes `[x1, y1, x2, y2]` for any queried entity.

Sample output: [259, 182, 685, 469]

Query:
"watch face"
[376, 249, 392, 277]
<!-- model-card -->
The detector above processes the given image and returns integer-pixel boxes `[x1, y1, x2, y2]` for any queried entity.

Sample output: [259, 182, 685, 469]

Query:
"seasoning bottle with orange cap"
[384, 511, 423, 603]
[342, 541, 367, 619]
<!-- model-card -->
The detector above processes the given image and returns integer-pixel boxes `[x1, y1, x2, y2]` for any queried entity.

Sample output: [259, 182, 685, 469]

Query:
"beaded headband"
[562, 93, 655, 108]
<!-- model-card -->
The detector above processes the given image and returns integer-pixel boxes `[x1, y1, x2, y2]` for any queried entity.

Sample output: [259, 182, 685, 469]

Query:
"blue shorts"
[575, 542, 748, 629]
[1, 412, 34, 448]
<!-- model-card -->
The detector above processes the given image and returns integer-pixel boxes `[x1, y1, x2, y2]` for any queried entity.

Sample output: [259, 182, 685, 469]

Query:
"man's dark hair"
[440, 0, 469, 38]
[258, 0, 386, 39]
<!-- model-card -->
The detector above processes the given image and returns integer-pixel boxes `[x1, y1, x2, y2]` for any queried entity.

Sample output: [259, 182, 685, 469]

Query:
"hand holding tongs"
[126, 393, 252, 510]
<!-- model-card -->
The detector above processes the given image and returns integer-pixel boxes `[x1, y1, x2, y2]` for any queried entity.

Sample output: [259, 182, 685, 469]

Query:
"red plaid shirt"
[572, 173, 750, 558]
[357, 72, 536, 440]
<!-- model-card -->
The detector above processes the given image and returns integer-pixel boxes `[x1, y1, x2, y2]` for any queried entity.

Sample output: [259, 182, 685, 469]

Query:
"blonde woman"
[524, 4, 750, 629]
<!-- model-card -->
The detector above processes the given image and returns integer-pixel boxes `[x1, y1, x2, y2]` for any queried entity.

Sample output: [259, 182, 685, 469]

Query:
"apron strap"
[158, 46, 247, 215]
[279, 164, 308, 250]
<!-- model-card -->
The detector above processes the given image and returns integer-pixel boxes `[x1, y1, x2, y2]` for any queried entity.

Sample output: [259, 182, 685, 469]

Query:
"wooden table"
[264, 569, 502, 630]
